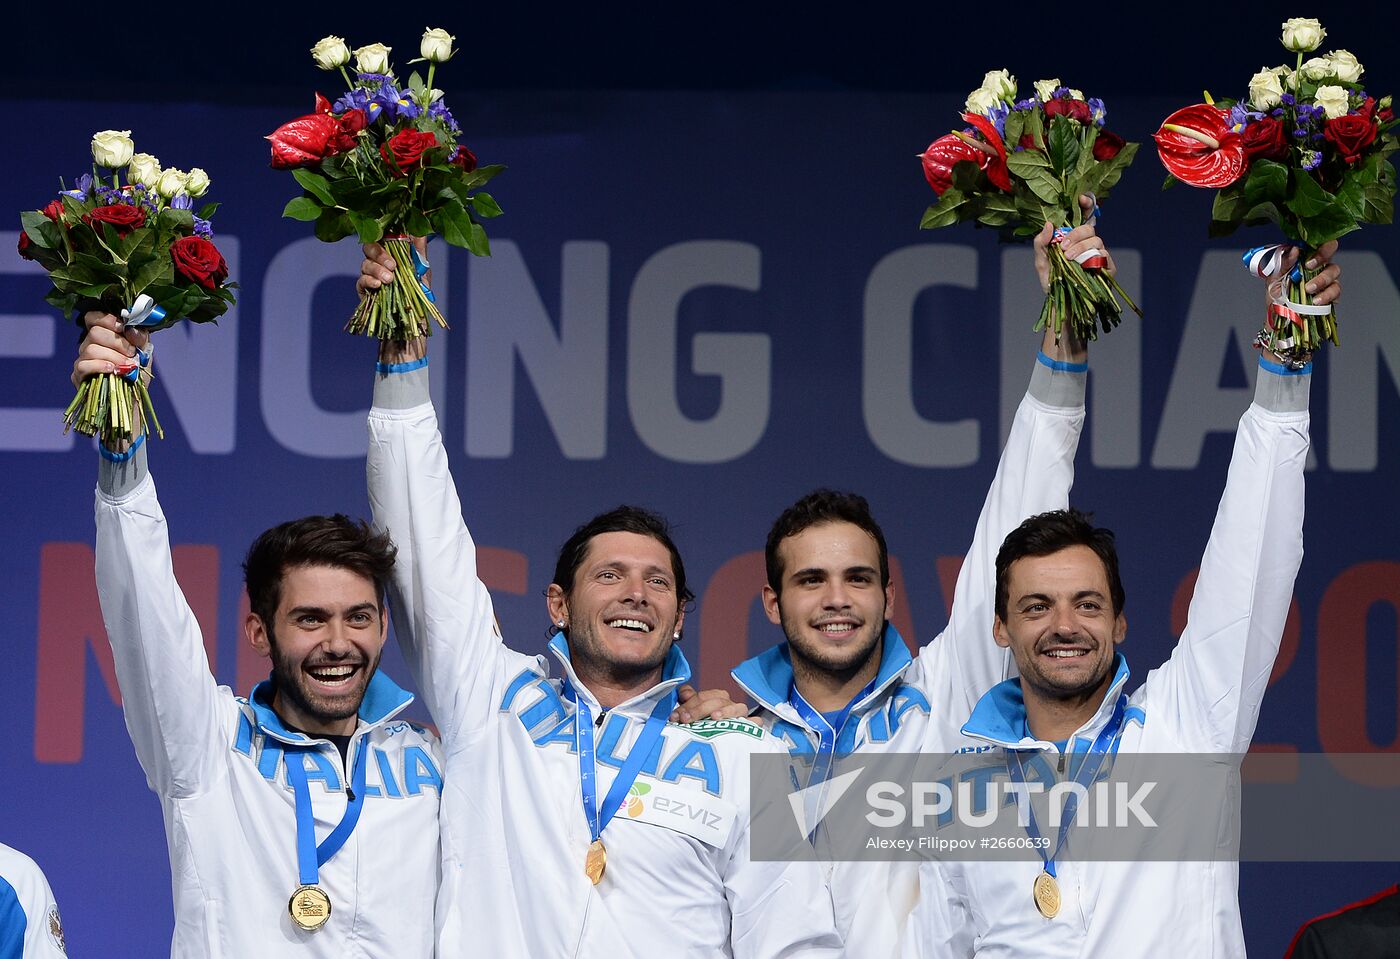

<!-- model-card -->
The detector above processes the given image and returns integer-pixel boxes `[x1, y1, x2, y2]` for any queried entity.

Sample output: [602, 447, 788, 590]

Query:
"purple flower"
[1087, 97, 1106, 127]
[1012, 97, 1037, 112]
[1281, 93, 1296, 106]
[986, 102, 1009, 137]
[427, 98, 459, 133]
[1302, 150, 1322, 171]
[170, 194, 193, 210]
[193, 217, 213, 239]
[1052, 86, 1073, 99]
[356, 72, 393, 87]
[1229, 104, 1263, 129]
[334, 87, 385, 124]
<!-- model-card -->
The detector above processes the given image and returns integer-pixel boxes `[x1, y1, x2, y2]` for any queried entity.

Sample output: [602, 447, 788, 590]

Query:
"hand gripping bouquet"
[269, 30, 502, 339]
[1156, 18, 1397, 367]
[17, 131, 236, 446]
[919, 71, 1141, 341]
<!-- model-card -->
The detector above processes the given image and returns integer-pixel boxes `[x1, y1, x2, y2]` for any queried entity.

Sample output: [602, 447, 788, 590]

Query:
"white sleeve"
[899, 862, 976, 959]
[93, 447, 227, 799]
[366, 365, 514, 741]
[1144, 362, 1309, 753]
[0, 846, 67, 959]
[912, 355, 1086, 719]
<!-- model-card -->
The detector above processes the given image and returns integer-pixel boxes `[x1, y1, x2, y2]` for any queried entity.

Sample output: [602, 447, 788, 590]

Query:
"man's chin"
[790, 632, 882, 676]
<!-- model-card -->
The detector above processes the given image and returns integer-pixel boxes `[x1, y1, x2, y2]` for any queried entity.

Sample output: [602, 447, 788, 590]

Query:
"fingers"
[1308, 240, 1339, 268]
[83, 310, 123, 333]
[357, 243, 397, 294]
[72, 327, 142, 387]
[671, 688, 743, 723]
[1307, 262, 1342, 306]
[1031, 219, 1054, 253]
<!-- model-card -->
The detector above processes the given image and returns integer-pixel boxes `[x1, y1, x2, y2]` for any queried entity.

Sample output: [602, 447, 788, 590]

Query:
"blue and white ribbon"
[1242, 244, 1330, 348]
[121, 293, 167, 329]
[410, 245, 436, 304]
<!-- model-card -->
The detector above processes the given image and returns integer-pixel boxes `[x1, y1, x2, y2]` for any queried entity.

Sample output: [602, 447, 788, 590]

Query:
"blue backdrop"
[3, 90, 1398, 956]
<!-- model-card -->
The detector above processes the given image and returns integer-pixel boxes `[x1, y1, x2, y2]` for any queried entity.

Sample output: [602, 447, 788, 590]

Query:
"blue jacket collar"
[249, 669, 414, 744]
[731, 623, 914, 717]
[547, 632, 691, 713]
[961, 653, 1131, 749]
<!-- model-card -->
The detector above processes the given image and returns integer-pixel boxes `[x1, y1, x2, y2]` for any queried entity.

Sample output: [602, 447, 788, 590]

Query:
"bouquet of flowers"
[269, 29, 502, 340]
[1156, 17, 1397, 366]
[17, 131, 235, 446]
[919, 71, 1141, 341]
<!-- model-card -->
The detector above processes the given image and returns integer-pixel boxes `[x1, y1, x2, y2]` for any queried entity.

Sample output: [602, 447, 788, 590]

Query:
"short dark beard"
[565, 619, 674, 690]
[782, 610, 886, 691]
[266, 626, 378, 728]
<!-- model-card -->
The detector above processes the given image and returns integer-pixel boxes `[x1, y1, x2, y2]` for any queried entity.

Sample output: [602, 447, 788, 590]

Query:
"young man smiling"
[75, 312, 443, 957]
[901, 243, 1340, 958]
[358, 247, 841, 958]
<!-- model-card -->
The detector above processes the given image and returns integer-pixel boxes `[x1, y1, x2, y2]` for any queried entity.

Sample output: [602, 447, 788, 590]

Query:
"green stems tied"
[1265, 255, 1339, 356]
[346, 236, 448, 339]
[63, 371, 163, 446]
[1035, 243, 1143, 343]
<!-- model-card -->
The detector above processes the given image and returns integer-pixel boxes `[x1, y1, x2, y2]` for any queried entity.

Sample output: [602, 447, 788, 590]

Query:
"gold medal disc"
[288, 884, 332, 931]
[1032, 871, 1061, 919]
[584, 839, 607, 885]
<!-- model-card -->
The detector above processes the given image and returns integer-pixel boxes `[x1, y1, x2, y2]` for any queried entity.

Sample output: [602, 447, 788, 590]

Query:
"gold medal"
[288, 884, 332, 931]
[584, 839, 607, 885]
[1032, 871, 1061, 919]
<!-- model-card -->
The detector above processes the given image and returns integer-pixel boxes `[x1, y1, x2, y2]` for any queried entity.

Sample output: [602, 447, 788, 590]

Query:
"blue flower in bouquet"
[369, 78, 420, 123]
[170, 194, 193, 210]
[1302, 149, 1323, 171]
[1012, 97, 1037, 113]
[356, 72, 393, 87]
[427, 97, 460, 134]
[1228, 103, 1264, 132]
[1088, 98, 1107, 127]
[63, 172, 95, 200]
[986, 101, 1009, 137]
[193, 216, 214, 239]
[334, 87, 384, 124]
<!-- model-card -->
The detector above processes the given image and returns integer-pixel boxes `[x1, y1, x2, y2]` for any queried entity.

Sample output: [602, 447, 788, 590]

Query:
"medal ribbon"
[1006, 693, 1128, 880]
[564, 682, 676, 844]
[788, 678, 876, 788]
[284, 738, 370, 887]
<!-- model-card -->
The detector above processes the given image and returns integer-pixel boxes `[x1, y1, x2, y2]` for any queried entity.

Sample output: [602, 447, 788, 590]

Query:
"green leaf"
[438, 200, 475, 247]
[283, 196, 324, 221]
[347, 211, 384, 244]
[1211, 182, 1247, 223]
[1287, 170, 1336, 218]
[1361, 183, 1393, 224]
[1006, 150, 1052, 178]
[950, 159, 984, 193]
[130, 254, 172, 295]
[1004, 111, 1026, 150]
[405, 209, 434, 238]
[1241, 201, 1283, 228]
[1023, 171, 1062, 204]
[458, 164, 505, 190]
[313, 208, 355, 243]
[919, 188, 971, 229]
[292, 168, 338, 206]
[1046, 117, 1079, 176]
[1085, 142, 1139, 197]
[197, 202, 221, 220]
[466, 221, 490, 257]
[19, 211, 56, 245]
[470, 192, 503, 219]
[1336, 178, 1367, 220]
[1243, 160, 1289, 208]
[1162, 173, 1179, 190]
[1297, 204, 1360, 248]
[1024, 109, 1046, 150]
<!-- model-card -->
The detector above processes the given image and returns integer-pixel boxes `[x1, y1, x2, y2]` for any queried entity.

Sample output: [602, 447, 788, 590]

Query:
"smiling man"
[358, 243, 841, 957]
[75, 312, 443, 957]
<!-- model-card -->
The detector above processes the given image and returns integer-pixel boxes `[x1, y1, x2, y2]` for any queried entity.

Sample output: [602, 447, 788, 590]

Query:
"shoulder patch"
[677, 717, 765, 740]
[48, 903, 67, 953]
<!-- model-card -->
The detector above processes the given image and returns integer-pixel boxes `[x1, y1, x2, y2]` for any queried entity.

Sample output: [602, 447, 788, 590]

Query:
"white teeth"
[606, 619, 652, 633]
[818, 623, 855, 633]
[308, 665, 356, 680]
[1045, 649, 1087, 658]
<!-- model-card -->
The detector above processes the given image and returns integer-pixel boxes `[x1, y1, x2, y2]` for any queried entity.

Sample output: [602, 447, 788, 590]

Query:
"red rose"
[42, 199, 65, 222]
[84, 203, 147, 237]
[1018, 133, 1040, 151]
[17, 230, 33, 260]
[1045, 98, 1092, 124]
[1382, 108, 1395, 124]
[1324, 114, 1377, 164]
[380, 129, 439, 177]
[921, 133, 988, 195]
[170, 235, 229, 290]
[1240, 117, 1289, 161]
[451, 144, 478, 172]
[1092, 129, 1126, 160]
[326, 109, 368, 154]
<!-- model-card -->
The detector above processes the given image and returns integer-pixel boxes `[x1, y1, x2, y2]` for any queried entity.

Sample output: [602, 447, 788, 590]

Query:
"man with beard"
[729, 216, 1104, 955]
[74, 312, 443, 957]
[355, 246, 842, 957]
[900, 243, 1336, 957]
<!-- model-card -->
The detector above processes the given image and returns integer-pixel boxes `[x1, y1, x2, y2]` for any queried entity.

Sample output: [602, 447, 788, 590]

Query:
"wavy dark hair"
[765, 489, 889, 594]
[243, 514, 397, 625]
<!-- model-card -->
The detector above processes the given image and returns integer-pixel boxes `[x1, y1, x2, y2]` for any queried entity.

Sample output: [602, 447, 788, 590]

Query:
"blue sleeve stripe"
[98, 432, 146, 462]
[1258, 356, 1312, 377]
[375, 356, 429, 375]
[0, 875, 27, 959]
[1036, 351, 1088, 374]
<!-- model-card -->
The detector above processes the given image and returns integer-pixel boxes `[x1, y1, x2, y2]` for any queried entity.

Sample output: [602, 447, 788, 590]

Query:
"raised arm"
[912, 213, 1104, 720]
[361, 244, 516, 741]
[79, 312, 225, 798]
[1146, 245, 1338, 753]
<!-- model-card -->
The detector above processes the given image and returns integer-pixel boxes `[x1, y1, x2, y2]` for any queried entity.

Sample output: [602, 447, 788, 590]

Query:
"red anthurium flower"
[958, 112, 1012, 192]
[267, 113, 342, 168]
[314, 92, 334, 115]
[921, 133, 989, 195]
[1154, 104, 1245, 187]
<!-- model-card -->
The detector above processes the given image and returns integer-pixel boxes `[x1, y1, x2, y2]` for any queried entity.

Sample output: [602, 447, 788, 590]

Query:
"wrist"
[378, 336, 427, 366]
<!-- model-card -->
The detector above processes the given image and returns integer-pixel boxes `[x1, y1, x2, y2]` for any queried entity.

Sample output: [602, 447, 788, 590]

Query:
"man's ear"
[246, 612, 272, 659]
[992, 616, 1012, 650]
[761, 584, 781, 626]
[1112, 612, 1128, 646]
[546, 583, 568, 629]
[884, 579, 896, 622]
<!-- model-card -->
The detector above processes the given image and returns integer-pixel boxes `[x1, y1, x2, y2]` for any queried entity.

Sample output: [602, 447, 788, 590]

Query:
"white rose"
[1248, 68, 1285, 109]
[127, 153, 162, 188]
[1327, 49, 1363, 83]
[1281, 17, 1325, 53]
[156, 167, 188, 199]
[965, 86, 999, 115]
[1314, 85, 1350, 119]
[354, 42, 392, 75]
[427, 88, 445, 103]
[1301, 56, 1333, 81]
[1034, 78, 1060, 101]
[420, 27, 455, 63]
[91, 130, 134, 169]
[310, 36, 350, 71]
[979, 68, 1016, 102]
[184, 168, 210, 198]
[1068, 88, 1084, 101]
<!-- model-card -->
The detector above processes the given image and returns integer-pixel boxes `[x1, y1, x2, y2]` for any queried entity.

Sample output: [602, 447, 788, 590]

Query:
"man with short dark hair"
[902, 243, 1339, 957]
[358, 247, 842, 957]
[74, 312, 443, 956]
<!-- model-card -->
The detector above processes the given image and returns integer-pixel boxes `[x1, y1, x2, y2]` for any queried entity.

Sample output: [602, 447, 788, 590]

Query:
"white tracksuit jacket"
[94, 450, 443, 958]
[365, 365, 843, 959]
[901, 361, 1310, 958]
[0, 843, 67, 958]
[730, 355, 1086, 958]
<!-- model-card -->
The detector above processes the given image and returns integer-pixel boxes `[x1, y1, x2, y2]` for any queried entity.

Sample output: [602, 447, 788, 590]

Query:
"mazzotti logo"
[682, 718, 765, 740]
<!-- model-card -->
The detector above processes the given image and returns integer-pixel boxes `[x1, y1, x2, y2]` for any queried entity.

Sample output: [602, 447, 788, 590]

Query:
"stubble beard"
[267, 632, 379, 728]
